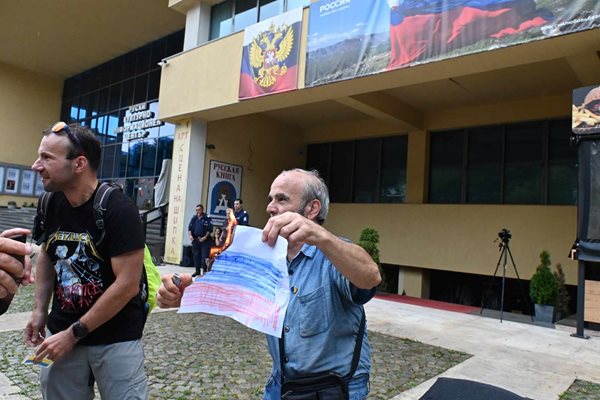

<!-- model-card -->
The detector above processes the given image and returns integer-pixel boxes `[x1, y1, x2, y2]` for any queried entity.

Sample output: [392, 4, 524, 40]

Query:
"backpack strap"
[92, 182, 120, 247]
[33, 191, 54, 246]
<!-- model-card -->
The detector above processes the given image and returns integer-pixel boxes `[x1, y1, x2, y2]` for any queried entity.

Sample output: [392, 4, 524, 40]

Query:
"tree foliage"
[358, 227, 387, 291]
[529, 250, 559, 306]
[553, 263, 571, 318]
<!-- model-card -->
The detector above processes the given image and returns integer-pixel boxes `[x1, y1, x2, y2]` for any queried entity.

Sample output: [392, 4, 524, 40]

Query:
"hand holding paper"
[179, 226, 290, 337]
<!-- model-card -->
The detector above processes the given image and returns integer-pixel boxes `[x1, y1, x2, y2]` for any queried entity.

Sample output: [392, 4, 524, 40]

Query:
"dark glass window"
[306, 135, 408, 204]
[210, 0, 308, 40]
[429, 130, 464, 203]
[234, 0, 259, 32]
[380, 136, 407, 203]
[210, 1, 234, 40]
[141, 140, 158, 177]
[353, 139, 380, 203]
[121, 52, 136, 79]
[134, 74, 148, 104]
[135, 45, 151, 75]
[108, 84, 121, 112]
[101, 145, 117, 178]
[259, 0, 283, 21]
[504, 122, 543, 204]
[329, 141, 354, 203]
[287, 0, 310, 10]
[120, 79, 134, 109]
[428, 119, 576, 205]
[467, 126, 502, 204]
[97, 88, 109, 114]
[548, 120, 577, 204]
[156, 137, 174, 175]
[151, 40, 167, 67]
[60, 30, 183, 205]
[306, 143, 330, 185]
[147, 70, 160, 101]
[88, 91, 99, 116]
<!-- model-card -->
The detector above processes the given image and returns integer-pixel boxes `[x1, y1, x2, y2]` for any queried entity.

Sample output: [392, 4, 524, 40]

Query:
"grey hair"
[288, 168, 330, 224]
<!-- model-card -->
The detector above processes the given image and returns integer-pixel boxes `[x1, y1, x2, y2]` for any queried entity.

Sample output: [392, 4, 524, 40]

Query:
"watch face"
[73, 321, 88, 339]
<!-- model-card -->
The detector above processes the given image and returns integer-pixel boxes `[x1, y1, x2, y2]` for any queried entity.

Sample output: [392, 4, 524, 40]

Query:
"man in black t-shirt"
[25, 122, 148, 399]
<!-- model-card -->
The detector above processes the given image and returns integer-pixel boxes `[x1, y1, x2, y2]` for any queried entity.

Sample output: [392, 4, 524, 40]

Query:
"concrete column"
[164, 118, 208, 264]
[402, 266, 430, 299]
[183, 1, 211, 51]
[405, 130, 429, 204]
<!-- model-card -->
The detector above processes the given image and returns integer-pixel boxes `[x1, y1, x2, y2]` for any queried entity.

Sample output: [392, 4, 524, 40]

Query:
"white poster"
[5, 168, 19, 194]
[35, 174, 45, 196]
[207, 160, 243, 226]
[20, 170, 35, 195]
[0, 166, 4, 194]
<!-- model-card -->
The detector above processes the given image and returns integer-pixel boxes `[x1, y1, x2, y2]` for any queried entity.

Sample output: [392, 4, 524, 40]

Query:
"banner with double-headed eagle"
[239, 8, 303, 99]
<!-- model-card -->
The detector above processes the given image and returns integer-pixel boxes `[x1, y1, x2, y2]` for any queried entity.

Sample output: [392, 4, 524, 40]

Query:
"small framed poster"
[4, 168, 19, 194]
[20, 170, 35, 196]
[35, 174, 45, 196]
[0, 166, 4, 194]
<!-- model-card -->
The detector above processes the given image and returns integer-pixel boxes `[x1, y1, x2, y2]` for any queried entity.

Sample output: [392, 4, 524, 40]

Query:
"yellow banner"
[164, 119, 192, 265]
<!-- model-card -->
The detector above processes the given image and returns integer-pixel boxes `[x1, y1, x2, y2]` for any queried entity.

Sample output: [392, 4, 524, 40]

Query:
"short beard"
[295, 199, 310, 218]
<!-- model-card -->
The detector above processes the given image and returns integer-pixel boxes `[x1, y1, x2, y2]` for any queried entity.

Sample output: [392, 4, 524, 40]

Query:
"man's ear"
[73, 156, 89, 173]
[305, 199, 321, 221]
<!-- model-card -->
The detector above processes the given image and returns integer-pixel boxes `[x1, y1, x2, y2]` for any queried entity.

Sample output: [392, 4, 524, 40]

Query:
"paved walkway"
[1, 263, 599, 399]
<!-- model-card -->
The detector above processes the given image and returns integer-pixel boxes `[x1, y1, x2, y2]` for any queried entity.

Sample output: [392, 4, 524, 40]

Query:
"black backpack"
[32, 182, 159, 313]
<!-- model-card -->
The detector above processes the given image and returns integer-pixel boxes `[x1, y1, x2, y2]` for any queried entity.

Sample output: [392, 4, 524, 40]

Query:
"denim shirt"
[264, 243, 375, 394]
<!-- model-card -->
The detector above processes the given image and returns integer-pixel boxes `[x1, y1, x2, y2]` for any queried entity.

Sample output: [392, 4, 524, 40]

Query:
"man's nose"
[31, 159, 42, 171]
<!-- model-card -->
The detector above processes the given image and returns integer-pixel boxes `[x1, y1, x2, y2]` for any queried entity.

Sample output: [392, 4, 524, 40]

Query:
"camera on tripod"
[498, 228, 511, 243]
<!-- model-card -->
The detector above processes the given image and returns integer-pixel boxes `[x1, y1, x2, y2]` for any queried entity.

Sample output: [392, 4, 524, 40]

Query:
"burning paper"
[178, 224, 290, 338]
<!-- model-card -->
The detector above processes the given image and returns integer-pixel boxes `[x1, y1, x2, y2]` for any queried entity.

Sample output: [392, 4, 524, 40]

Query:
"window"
[306, 135, 408, 203]
[209, 0, 310, 40]
[429, 130, 464, 203]
[60, 30, 183, 207]
[329, 141, 354, 203]
[234, 0, 259, 32]
[210, 1, 234, 40]
[504, 122, 544, 204]
[353, 138, 380, 203]
[467, 126, 502, 204]
[380, 136, 407, 203]
[428, 119, 576, 205]
[548, 120, 577, 204]
[259, 0, 283, 21]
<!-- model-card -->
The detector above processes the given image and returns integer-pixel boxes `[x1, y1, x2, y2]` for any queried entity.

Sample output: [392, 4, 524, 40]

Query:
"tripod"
[480, 229, 532, 322]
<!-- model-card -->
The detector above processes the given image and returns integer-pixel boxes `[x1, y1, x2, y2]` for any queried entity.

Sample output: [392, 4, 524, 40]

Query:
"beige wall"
[204, 114, 305, 228]
[324, 203, 577, 286]
[0, 62, 62, 205]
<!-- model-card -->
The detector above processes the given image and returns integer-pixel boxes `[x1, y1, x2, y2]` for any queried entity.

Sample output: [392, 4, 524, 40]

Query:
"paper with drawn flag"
[178, 225, 290, 338]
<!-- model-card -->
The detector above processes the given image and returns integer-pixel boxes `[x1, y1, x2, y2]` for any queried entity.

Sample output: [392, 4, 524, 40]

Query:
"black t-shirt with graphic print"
[43, 186, 145, 345]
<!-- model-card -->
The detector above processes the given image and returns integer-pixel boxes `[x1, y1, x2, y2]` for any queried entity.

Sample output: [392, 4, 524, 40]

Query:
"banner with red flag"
[305, 0, 600, 87]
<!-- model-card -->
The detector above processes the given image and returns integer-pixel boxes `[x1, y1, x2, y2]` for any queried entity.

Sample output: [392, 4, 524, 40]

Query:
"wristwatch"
[71, 320, 89, 340]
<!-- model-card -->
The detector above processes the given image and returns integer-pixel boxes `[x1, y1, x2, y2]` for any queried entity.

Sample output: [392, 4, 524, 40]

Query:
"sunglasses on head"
[51, 121, 83, 157]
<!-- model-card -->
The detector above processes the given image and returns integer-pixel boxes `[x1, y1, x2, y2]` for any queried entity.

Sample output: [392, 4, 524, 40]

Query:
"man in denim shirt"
[158, 169, 381, 399]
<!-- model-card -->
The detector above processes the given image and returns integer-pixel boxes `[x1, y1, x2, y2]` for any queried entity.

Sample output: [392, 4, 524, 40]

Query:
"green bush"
[554, 263, 571, 318]
[529, 250, 559, 306]
[358, 227, 387, 291]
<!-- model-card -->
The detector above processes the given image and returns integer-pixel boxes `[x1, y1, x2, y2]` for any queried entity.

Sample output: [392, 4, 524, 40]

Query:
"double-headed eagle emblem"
[249, 22, 294, 88]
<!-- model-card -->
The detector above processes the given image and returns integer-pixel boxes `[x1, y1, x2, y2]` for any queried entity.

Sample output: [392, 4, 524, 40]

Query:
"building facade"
[1, 0, 599, 312]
